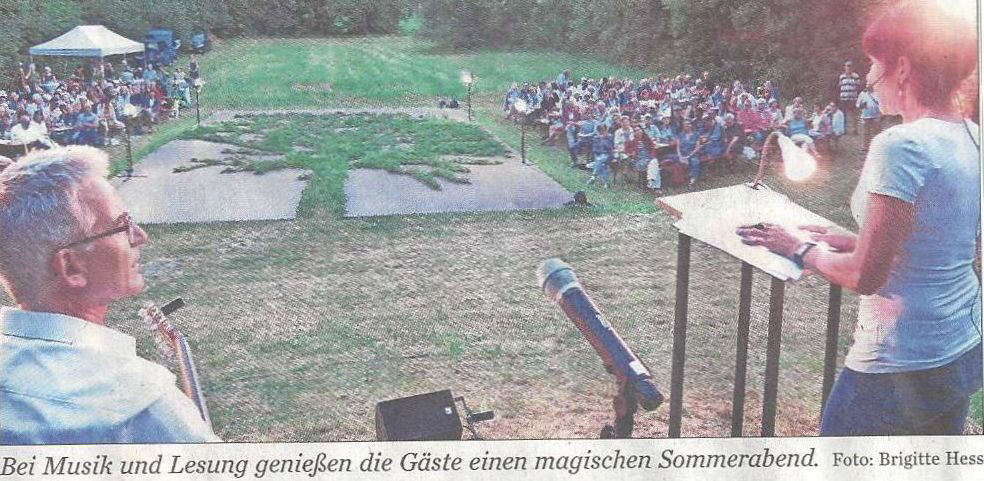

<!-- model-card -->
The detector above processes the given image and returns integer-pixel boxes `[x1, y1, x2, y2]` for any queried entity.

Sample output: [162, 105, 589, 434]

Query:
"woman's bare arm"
[804, 193, 914, 294]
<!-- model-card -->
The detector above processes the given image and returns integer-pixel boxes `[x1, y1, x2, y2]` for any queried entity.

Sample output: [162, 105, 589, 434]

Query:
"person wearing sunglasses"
[0, 146, 219, 444]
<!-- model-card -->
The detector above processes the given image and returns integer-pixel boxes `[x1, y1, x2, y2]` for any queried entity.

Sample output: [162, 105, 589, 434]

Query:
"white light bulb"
[776, 133, 817, 182]
[513, 98, 528, 113]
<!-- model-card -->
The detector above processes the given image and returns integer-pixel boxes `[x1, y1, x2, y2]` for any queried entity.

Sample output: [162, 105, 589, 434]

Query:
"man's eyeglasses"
[60, 212, 139, 250]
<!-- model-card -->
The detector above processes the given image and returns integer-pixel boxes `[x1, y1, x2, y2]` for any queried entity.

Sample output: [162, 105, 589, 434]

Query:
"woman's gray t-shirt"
[848, 118, 982, 373]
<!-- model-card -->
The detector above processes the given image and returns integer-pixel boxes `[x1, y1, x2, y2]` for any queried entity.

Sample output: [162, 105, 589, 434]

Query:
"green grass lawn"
[28, 36, 979, 440]
[197, 37, 651, 109]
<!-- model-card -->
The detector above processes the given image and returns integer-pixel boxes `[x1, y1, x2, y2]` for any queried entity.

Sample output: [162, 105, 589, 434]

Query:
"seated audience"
[501, 65, 853, 191]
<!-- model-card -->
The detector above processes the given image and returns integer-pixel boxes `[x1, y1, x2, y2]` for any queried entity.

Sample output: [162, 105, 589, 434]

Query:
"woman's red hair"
[862, 1, 978, 112]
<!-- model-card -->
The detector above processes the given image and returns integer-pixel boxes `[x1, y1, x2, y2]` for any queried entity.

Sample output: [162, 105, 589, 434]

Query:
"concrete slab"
[199, 108, 571, 218]
[111, 140, 310, 224]
[343, 160, 572, 217]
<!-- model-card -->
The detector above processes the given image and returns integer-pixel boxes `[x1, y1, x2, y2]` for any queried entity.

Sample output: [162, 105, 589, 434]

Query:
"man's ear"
[50, 249, 88, 289]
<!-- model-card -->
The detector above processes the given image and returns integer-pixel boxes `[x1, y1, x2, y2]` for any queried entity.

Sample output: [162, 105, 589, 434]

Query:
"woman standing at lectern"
[737, 0, 981, 436]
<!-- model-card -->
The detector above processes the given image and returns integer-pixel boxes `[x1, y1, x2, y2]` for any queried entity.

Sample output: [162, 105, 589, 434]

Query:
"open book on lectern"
[658, 184, 843, 281]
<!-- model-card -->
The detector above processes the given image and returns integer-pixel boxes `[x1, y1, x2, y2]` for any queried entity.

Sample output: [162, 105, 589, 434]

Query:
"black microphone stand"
[538, 258, 663, 440]
[116, 115, 145, 182]
[601, 374, 639, 439]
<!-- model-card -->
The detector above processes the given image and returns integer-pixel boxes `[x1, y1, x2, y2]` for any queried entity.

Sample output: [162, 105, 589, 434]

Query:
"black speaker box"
[375, 390, 463, 441]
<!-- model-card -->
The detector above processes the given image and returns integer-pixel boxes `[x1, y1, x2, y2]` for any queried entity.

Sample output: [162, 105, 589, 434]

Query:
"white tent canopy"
[29, 25, 144, 58]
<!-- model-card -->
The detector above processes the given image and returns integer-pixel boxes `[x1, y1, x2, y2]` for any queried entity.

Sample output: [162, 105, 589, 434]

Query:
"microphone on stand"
[538, 258, 663, 411]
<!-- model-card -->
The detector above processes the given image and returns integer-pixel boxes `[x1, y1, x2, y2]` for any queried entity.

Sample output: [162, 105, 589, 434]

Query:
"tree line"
[3, 0, 965, 110]
[417, 0, 895, 103]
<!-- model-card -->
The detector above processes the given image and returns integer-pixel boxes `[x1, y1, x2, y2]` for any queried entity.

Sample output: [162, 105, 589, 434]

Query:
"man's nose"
[132, 223, 149, 247]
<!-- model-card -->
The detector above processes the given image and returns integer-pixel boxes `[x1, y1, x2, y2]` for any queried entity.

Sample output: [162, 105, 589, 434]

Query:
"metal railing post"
[760, 276, 785, 437]
[731, 262, 754, 436]
[668, 233, 691, 438]
[820, 284, 843, 415]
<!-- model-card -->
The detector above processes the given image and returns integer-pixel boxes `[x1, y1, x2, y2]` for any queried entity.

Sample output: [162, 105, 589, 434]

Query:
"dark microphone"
[161, 297, 185, 316]
[538, 258, 663, 411]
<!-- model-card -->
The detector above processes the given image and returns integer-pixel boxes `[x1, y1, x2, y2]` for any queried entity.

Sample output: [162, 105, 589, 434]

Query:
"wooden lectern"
[657, 184, 845, 437]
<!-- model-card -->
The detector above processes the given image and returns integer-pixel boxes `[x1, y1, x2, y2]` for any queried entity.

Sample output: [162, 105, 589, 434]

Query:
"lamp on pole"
[460, 70, 473, 121]
[116, 106, 145, 182]
[124, 115, 133, 175]
[193, 79, 204, 128]
[513, 98, 531, 165]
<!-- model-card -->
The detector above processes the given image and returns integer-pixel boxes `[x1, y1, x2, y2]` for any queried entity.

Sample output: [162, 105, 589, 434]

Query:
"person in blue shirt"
[676, 120, 705, 188]
[567, 109, 597, 168]
[709, 86, 724, 112]
[738, 0, 980, 436]
[556, 70, 570, 89]
[856, 84, 882, 152]
[588, 123, 614, 188]
[0, 147, 220, 444]
[642, 114, 664, 143]
[73, 102, 100, 146]
[503, 83, 520, 117]
[783, 108, 821, 157]
[565, 121, 580, 166]
[120, 60, 134, 84]
[702, 115, 725, 160]
[142, 63, 159, 84]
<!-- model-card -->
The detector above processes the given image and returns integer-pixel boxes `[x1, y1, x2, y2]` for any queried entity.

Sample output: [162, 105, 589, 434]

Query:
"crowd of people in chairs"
[0, 56, 202, 159]
[504, 68, 864, 194]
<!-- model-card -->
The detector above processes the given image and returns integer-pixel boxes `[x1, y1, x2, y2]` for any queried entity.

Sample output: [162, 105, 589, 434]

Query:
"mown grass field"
[15, 36, 980, 439]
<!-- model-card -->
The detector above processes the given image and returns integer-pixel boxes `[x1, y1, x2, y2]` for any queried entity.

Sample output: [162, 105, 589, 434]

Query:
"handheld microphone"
[538, 258, 663, 410]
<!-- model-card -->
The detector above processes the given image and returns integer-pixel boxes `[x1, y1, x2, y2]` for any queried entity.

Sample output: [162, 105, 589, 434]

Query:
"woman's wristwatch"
[791, 241, 817, 269]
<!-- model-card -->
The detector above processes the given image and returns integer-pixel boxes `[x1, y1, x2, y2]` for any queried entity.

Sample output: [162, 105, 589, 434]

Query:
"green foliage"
[399, 13, 424, 35]
[196, 0, 404, 37]
[0, 0, 84, 86]
[417, 0, 873, 104]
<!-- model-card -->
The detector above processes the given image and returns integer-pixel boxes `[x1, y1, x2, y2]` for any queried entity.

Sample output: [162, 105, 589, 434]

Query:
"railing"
[667, 232, 843, 437]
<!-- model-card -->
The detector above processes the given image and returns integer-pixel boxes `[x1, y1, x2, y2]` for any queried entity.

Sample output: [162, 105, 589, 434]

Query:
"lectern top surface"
[658, 184, 841, 281]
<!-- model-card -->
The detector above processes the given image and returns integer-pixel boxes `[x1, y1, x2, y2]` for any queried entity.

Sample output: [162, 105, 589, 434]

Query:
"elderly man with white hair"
[0, 147, 219, 444]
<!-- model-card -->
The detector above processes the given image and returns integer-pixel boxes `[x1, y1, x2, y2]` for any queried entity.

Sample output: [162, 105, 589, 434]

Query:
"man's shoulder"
[1, 334, 176, 419]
